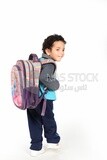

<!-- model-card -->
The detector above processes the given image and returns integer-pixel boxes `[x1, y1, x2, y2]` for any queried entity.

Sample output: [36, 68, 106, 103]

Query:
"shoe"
[30, 148, 45, 157]
[47, 143, 60, 149]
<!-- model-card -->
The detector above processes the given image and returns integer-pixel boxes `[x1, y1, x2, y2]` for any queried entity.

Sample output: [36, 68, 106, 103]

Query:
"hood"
[42, 53, 52, 60]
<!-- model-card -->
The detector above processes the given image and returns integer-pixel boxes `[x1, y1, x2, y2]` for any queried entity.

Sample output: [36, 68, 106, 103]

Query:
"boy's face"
[45, 41, 65, 61]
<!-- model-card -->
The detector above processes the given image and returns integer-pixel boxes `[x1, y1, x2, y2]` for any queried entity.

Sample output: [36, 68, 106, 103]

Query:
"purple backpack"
[11, 53, 55, 115]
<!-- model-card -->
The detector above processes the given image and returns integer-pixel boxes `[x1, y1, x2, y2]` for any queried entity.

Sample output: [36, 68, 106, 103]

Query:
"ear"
[45, 49, 50, 55]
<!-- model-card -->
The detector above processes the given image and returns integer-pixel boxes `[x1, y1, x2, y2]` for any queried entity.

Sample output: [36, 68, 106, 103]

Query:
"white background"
[0, 0, 107, 159]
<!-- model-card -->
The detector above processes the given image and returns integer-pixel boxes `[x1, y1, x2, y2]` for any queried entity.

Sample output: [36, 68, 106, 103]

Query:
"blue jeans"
[27, 99, 60, 150]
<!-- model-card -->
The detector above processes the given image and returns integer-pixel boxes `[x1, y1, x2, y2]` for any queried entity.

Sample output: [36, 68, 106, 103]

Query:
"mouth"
[57, 56, 62, 61]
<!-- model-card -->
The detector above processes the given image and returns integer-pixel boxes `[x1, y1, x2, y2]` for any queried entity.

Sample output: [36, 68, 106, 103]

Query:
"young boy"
[27, 34, 66, 156]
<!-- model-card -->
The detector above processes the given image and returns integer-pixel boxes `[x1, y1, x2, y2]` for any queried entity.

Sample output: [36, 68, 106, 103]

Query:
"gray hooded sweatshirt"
[39, 53, 59, 91]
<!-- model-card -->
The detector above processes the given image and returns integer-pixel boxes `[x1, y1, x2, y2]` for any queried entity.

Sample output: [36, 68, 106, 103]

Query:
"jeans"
[27, 99, 60, 150]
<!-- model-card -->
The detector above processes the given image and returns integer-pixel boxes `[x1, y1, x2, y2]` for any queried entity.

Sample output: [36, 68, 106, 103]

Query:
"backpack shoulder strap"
[40, 58, 55, 64]
[39, 58, 56, 72]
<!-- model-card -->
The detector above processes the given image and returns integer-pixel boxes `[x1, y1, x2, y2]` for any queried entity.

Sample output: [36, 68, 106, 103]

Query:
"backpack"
[11, 53, 55, 116]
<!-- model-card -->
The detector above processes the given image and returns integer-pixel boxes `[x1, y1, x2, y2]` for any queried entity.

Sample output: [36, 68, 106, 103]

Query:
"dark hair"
[42, 34, 66, 54]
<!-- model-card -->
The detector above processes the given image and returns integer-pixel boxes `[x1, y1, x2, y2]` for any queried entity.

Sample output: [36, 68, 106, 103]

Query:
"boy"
[27, 34, 66, 156]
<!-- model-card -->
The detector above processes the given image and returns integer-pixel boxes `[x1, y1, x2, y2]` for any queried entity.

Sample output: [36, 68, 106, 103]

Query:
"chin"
[58, 58, 62, 61]
[54, 57, 62, 62]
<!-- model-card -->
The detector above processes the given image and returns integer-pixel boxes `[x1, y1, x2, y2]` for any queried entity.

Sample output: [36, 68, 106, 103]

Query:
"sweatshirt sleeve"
[39, 63, 60, 91]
